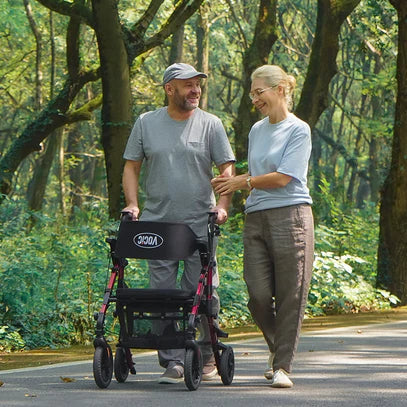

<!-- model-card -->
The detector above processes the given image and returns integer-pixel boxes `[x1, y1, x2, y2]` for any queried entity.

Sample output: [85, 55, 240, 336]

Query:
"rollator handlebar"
[120, 211, 135, 222]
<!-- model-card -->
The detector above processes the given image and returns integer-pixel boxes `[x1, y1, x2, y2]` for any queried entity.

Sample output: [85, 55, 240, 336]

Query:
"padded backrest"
[114, 220, 198, 260]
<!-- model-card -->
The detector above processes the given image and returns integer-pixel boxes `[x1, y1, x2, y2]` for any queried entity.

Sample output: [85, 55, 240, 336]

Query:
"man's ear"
[164, 83, 174, 96]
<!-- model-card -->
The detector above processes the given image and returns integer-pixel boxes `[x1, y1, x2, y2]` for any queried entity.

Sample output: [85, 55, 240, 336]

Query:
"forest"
[0, 0, 406, 351]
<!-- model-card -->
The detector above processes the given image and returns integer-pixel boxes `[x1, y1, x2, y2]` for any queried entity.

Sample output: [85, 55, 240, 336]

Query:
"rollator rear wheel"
[219, 346, 234, 385]
[93, 345, 113, 388]
[184, 347, 203, 391]
[114, 347, 129, 383]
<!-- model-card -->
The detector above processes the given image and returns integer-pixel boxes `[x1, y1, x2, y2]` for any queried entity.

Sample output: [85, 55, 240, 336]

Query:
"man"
[122, 63, 235, 384]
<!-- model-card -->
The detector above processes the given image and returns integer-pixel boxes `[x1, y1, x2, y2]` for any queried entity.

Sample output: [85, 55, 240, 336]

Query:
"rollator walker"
[92, 212, 235, 391]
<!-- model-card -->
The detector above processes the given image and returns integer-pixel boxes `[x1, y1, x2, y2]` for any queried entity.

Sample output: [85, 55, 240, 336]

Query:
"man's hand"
[212, 206, 228, 225]
[122, 205, 140, 221]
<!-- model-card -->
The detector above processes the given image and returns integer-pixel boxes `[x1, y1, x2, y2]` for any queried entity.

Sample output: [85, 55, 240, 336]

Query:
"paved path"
[1, 321, 407, 407]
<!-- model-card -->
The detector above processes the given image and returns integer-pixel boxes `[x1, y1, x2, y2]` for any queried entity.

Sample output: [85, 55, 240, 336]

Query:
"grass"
[1, 306, 406, 371]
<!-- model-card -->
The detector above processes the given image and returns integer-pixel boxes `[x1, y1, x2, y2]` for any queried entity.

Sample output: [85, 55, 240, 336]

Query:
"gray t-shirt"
[245, 113, 312, 213]
[124, 107, 235, 237]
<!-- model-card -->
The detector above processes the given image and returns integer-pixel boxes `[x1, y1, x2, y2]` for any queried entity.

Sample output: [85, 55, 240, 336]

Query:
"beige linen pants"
[243, 204, 314, 373]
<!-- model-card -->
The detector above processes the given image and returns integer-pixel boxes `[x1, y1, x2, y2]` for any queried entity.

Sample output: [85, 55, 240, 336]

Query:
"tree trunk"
[311, 130, 322, 194]
[347, 94, 367, 203]
[90, 155, 105, 198]
[368, 52, 383, 204]
[26, 8, 58, 212]
[377, 0, 407, 303]
[91, 0, 133, 219]
[169, 26, 184, 63]
[57, 130, 66, 215]
[66, 126, 84, 215]
[231, 0, 278, 211]
[197, 3, 209, 110]
[26, 133, 59, 211]
[295, 0, 361, 129]
[165, 1, 185, 107]
[169, 0, 184, 65]
[23, 0, 43, 109]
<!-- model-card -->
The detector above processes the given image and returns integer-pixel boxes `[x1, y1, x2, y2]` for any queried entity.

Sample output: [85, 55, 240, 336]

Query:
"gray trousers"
[149, 249, 219, 369]
[243, 204, 314, 373]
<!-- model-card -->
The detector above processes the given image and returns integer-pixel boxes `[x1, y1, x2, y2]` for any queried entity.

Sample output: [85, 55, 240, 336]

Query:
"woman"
[212, 65, 314, 388]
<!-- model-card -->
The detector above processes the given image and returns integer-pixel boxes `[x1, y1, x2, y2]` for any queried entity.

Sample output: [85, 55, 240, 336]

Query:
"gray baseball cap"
[162, 63, 207, 85]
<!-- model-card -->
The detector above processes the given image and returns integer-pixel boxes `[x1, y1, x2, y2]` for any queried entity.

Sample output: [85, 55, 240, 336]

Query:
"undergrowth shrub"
[0, 195, 399, 350]
[0, 325, 25, 352]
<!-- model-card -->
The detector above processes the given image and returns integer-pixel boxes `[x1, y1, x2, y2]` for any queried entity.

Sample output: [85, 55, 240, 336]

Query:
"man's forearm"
[122, 160, 143, 218]
[216, 193, 232, 211]
[122, 167, 139, 206]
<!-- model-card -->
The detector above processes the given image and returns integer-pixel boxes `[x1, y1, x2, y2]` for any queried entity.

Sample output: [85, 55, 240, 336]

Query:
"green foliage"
[309, 251, 398, 315]
[0, 0, 401, 349]
[0, 198, 113, 348]
[0, 325, 25, 352]
[216, 214, 252, 327]
[308, 182, 399, 315]
[0, 194, 400, 349]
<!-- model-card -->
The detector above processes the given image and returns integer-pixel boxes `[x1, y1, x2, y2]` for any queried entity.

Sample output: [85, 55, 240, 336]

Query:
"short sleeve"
[277, 123, 311, 184]
[210, 118, 236, 166]
[123, 117, 144, 161]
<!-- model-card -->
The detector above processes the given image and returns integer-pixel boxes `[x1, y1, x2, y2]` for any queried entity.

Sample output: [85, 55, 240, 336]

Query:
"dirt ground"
[1, 306, 407, 371]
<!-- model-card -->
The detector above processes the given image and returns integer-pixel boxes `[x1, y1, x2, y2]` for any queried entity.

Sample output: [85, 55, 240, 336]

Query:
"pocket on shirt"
[186, 141, 210, 166]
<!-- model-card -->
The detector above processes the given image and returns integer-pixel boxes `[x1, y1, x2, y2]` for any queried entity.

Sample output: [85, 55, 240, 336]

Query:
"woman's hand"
[211, 174, 249, 195]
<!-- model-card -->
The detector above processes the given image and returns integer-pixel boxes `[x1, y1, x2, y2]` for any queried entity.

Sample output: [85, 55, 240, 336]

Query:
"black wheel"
[184, 347, 203, 391]
[219, 346, 234, 385]
[93, 345, 113, 389]
[114, 347, 129, 383]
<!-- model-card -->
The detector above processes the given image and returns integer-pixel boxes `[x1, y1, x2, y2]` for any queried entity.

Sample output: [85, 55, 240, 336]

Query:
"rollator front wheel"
[93, 345, 113, 388]
[219, 345, 234, 385]
[184, 347, 203, 391]
[114, 347, 129, 383]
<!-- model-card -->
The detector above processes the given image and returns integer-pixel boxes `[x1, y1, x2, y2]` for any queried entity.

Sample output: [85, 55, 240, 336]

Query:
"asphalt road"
[1, 321, 407, 407]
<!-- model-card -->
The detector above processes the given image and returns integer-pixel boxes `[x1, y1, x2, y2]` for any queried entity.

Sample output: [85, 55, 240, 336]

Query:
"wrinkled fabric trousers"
[149, 248, 219, 369]
[243, 204, 314, 373]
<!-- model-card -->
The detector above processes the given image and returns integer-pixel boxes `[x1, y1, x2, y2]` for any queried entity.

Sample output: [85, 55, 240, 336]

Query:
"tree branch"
[0, 68, 100, 198]
[35, 0, 94, 27]
[313, 127, 369, 180]
[66, 17, 81, 79]
[139, 0, 204, 54]
[131, 0, 164, 39]
[225, 0, 248, 49]
[65, 94, 103, 122]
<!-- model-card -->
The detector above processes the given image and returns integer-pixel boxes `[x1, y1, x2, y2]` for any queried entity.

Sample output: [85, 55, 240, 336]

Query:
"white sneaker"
[157, 365, 184, 384]
[202, 354, 217, 381]
[271, 369, 293, 388]
[202, 365, 217, 381]
[264, 353, 274, 380]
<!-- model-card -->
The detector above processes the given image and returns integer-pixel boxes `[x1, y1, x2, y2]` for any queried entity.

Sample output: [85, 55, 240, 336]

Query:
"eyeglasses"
[249, 86, 276, 101]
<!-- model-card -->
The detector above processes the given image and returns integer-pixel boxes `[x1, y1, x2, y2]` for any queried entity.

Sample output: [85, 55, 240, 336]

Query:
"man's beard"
[174, 90, 199, 111]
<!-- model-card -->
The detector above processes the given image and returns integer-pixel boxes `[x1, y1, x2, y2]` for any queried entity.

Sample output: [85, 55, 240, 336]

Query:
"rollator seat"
[116, 288, 194, 301]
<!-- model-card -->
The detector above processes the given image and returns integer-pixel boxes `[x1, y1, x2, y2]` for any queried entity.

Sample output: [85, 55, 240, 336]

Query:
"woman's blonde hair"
[251, 65, 296, 110]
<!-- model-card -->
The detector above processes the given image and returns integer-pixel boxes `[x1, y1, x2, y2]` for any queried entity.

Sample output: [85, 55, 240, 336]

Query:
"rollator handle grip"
[121, 211, 136, 222]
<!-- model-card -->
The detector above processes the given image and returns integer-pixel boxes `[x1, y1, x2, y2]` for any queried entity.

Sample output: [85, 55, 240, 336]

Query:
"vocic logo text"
[133, 233, 164, 249]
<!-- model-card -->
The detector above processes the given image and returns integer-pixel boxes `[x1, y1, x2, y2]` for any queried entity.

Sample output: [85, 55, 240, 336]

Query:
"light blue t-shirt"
[245, 113, 312, 214]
